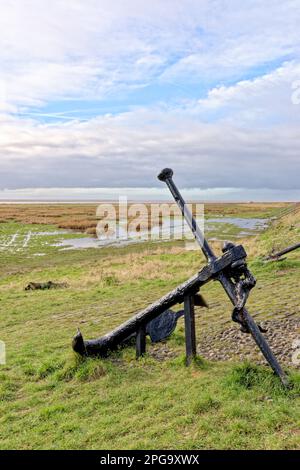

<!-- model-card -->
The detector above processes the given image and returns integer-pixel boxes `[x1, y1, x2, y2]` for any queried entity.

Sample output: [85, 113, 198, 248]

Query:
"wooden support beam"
[73, 245, 246, 357]
[266, 242, 300, 261]
[184, 294, 196, 365]
[136, 323, 146, 359]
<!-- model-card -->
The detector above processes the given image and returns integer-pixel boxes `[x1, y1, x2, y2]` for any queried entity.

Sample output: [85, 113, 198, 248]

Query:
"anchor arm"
[158, 168, 289, 387]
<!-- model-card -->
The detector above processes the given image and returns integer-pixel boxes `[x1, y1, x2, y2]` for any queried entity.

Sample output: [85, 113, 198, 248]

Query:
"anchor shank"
[158, 168, 288, 387]
[217, 271, 288, 387]
[158, 168, 215, 262]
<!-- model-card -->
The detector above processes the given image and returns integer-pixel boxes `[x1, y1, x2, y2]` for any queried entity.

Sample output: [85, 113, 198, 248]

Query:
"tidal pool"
[53, 216, 269, 250]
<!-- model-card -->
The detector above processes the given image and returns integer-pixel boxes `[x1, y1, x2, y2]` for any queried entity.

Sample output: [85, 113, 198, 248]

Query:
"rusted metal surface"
[72, 246, 244, 356]
[72, 168, 289, 387]
[145, 309, 184, 343]
[158, 168, 289, 387]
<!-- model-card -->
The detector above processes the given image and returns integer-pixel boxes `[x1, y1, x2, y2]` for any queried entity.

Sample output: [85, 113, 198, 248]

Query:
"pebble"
[148, 316, 300, 368]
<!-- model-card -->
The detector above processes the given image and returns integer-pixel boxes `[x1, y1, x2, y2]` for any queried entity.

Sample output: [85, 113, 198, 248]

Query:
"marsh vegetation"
[0, 202, 299, 449]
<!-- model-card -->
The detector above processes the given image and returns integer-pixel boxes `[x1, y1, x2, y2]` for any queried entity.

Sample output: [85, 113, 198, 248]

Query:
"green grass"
[0, 353, 299, 450]
[0, 206, 299, 450]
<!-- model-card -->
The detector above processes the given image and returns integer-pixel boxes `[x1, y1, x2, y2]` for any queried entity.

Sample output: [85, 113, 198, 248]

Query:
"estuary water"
[53, 216, 269, 250]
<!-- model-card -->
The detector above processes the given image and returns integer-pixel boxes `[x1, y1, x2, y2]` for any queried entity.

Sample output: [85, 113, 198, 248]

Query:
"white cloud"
[1, 106, 300, 190]
[0, 1, 300, 194]
[0, 0, 201, 108]
[1, 0, 300, 109]
[196, 61, 300, 124]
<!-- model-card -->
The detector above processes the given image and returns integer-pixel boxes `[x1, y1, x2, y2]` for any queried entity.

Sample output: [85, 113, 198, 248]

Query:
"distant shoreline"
[0, 187, 299, 204]
[0, 200, 297, 204]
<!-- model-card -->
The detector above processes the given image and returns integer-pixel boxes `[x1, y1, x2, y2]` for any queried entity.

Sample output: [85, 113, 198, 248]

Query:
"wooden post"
[184, 294, 196, 365]
[136, 323, 146, 358]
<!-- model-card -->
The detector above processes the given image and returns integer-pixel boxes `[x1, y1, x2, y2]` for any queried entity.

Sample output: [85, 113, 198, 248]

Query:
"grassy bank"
[0, 201, 289, 234]
[0, 204, 299, 449]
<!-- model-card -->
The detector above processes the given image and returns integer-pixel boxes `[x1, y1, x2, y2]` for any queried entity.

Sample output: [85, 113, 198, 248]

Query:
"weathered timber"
[25, 281, 68, 291]
[158, 168, 289, 387]
[266, 242, 300, 261]
[72, 245, 246, 357]
[136, 323, 146, 358]
[184, 295, 196, 365]
[72, 169, 289, 388]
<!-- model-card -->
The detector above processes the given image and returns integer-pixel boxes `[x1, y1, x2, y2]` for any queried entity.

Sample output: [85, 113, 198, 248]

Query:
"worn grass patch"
[0, 203, 299, 449]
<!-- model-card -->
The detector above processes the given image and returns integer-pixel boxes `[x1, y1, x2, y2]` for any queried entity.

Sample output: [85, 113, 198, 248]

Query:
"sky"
[0, 0, 300, 200]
